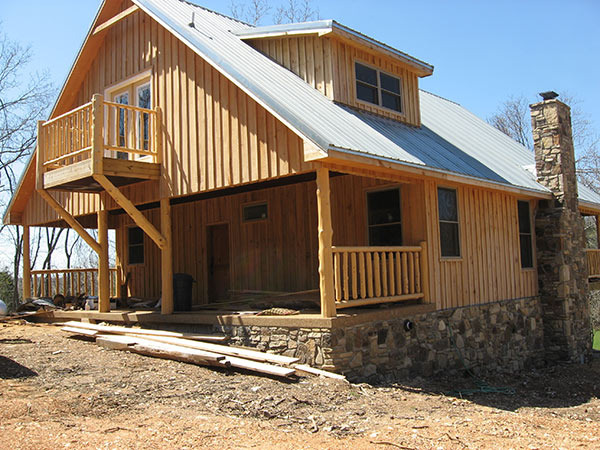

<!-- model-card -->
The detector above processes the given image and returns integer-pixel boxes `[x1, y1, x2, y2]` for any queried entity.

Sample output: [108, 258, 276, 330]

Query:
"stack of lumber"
[60, 321, 346, 381]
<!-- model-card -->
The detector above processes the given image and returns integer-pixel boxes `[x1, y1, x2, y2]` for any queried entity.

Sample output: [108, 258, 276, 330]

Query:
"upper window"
[128, 226, 144, 265]
[355, 62, 402, 113]
[438, 187, 460, 257]
[518, 201, 534, 268]
[367, 188, 402, 246]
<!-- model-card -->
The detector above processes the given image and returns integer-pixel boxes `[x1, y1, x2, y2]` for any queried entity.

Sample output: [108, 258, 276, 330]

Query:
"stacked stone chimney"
[530, 93, 591, 363]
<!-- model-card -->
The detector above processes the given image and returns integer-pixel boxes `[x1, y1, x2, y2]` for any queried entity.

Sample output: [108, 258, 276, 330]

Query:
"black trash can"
[173, 273, 194, 311]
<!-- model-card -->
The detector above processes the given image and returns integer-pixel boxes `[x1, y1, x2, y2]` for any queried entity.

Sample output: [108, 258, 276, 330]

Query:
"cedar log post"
[316, 167, 336, 318]
[160, 198, 173, 315]
[98, 195, 110, 312]
[91, 93, 104, 175]
[22, 226, 31, 300]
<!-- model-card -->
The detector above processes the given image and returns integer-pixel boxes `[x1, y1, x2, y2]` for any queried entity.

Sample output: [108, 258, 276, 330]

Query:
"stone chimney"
[530, 92, 591, 363]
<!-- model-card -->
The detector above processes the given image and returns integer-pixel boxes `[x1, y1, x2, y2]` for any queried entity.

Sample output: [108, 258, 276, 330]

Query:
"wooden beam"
[22, 226, 31, 300]
[37, 189, 101, 254]
[93, 174, 166, 249]
[91, 94, 104, 175]
[93, 5, 140, 35]
[98, 195, 110, 313]
[316, 167, 336, 318]
[35, 123, 44, 190]
[420, 241, 430, 303]
[160, 198, 174, 315]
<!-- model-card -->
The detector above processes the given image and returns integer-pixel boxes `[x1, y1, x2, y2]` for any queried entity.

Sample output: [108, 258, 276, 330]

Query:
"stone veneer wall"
[214, 297, 544, 381]
[531, 97, 592, 363]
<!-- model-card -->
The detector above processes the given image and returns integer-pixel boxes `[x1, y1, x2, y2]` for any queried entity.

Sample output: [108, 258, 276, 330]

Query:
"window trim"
[517, 200, 535, 270]
[365, 186, 403, 246]
[437, 186, 461, 259]
[354, 60, 404, 115]
[242, 201, 269, 223]
[127, 225, 145, 266]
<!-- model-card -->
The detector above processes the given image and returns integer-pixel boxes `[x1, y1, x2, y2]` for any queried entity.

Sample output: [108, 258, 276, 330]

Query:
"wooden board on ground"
[61, 321, 227, 342]
[293, 364, 347, 381]
[111, 333, 299, 366]
[61, 326, 98, 337]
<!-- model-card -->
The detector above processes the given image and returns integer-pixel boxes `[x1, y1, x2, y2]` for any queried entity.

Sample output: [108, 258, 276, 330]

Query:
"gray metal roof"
[134, 0, 600, 206]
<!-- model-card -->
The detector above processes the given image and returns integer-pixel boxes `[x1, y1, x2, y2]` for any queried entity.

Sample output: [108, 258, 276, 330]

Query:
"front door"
[207, 224, 230, 302]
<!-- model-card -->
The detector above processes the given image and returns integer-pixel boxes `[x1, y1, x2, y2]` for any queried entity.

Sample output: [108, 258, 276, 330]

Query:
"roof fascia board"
[133, 0, 328, 153]
[2, 152, 36, 225]
[579, 201, 600, 214]
[330, 22, 433, 77]
[317, 146, 552, 199]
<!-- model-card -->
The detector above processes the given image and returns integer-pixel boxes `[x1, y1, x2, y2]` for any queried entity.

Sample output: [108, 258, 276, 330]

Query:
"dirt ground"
[1, 321, 599, 449]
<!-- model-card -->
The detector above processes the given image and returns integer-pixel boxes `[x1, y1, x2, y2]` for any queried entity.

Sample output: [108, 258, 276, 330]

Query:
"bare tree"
[274, 0, 318, 24]
[230, 0, 318, 25]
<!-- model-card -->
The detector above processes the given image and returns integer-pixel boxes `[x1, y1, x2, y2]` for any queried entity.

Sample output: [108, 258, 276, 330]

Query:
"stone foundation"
[214, 297, 544, 381]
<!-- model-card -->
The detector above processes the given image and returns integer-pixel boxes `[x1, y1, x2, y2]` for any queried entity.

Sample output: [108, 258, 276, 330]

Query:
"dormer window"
[355, 62, 402, 113]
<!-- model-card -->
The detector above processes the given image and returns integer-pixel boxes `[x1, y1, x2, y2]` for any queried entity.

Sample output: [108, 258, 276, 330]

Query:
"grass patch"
[594, 330, 600, 351]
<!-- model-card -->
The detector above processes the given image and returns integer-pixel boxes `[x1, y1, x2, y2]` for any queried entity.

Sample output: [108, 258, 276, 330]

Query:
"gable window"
[367, 188, 402, 246]
[438, 187, 460, 257]
[243, 202, 268, 222]
[128, 226, 144, 265]
[355, 62, 402, 113]
[518, 201, 534, 268]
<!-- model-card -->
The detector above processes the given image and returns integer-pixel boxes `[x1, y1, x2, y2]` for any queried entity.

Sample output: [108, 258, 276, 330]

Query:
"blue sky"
[1, 0, 599, 130]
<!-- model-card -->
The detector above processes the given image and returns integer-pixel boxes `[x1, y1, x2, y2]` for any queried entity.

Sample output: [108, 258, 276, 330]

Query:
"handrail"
[332, 243, 427, 308]
[30, 268, 118, 299]
[43, 101, 93, 127]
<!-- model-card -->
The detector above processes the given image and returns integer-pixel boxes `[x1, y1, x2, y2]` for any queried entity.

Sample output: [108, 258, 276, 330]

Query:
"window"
[128, 227, 144, 265]
[113, 91, 129, 153]
[137, 83, 151, 150]
[355, 62, 402, 113]
[438, 187, 460, 257]
[243, 202, 268, 222]
[367, 188, 402, 246]
[518, 201, 533, 268]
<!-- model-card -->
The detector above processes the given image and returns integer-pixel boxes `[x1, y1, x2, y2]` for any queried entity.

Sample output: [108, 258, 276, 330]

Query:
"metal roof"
[90, 1, 595, 208]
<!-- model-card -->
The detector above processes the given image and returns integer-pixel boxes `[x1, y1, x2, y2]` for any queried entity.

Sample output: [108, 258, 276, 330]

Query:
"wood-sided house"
[4, 0, 600, 377]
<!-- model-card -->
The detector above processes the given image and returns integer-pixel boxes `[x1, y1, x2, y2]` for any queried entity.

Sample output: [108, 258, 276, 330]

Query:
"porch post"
[98, 195, 110, 312]
[160, 198, 173, 315]
[316, 167, 336, 318]
[22, 226, 31, 300]
[596, 215, 600, 248]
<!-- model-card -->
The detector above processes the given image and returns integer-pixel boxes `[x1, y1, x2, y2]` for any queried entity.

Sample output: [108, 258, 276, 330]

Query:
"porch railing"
[38, 96, 158, 172]
[30, 268, 118, 299]
[586, 249, 600, 278]
[332, 242, 428, 308]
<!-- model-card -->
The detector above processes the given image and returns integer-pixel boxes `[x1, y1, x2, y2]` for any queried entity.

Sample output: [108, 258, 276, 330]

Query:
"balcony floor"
[43, 157, 160, 192]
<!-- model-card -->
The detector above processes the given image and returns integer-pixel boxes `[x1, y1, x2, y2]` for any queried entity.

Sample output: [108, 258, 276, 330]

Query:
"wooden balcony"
[332, 242, 429, 309]
[37, 95, 160, 192]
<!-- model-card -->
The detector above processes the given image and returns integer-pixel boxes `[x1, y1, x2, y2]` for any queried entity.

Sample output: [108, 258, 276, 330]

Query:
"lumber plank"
[114, 333, 300, 366]
[61, 326, 98, 337]
[293, 364, 347, 381]
[62, 321, 227, 342]
[221, 355, 296, 378]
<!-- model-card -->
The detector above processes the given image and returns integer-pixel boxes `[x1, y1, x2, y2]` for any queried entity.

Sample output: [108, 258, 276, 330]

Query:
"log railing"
[30, 268, 118, 299]
[586, 249, 600, 278]
[332, 242, 429, 308]
[38, 96, 158, 175]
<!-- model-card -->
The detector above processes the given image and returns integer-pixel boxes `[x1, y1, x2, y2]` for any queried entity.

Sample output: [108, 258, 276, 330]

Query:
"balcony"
[37, 94, 160, 192]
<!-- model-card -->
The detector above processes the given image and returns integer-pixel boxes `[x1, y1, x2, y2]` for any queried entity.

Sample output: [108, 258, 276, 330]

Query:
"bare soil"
[1, 321, 599, 449]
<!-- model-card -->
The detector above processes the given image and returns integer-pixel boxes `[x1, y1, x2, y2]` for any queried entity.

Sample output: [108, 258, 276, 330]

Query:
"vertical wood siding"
[249, 36, 421, 126]
[114, 174, 537, 308]
[23, 0, 309, 226]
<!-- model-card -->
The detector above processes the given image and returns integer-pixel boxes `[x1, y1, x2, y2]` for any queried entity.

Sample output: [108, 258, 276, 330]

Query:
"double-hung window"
[438, 187, 460, 257]
[355, 62, 402, 113]
[517, 201, 534, 268]
[367, 188, 402, 246]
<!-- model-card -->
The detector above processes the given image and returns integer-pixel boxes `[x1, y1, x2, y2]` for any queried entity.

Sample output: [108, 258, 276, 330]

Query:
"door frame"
[206, 222, 231, 303]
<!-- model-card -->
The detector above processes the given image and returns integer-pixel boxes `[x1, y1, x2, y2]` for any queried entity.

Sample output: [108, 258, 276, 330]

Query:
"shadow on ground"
[375, 355, 600, 413]
[0, 355, 38, 379]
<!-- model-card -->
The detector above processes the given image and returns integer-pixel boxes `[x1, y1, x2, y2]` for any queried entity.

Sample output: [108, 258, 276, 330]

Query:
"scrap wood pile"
[60, 321, 346, 381]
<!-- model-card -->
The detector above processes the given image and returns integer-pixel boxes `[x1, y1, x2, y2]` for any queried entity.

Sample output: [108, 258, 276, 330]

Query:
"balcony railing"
[332, 242, 429, 308]
[30, 268, 118, 299]
[37, 94, 160, 190]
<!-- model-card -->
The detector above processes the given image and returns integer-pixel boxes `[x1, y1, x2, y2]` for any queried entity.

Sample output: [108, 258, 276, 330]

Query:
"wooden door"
[207, 224, 230, 302]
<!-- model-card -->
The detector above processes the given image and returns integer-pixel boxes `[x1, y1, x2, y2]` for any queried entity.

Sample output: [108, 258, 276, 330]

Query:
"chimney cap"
[539, 91, 559, 101]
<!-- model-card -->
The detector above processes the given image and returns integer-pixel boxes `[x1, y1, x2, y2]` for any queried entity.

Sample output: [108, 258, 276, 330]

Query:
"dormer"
[237, 20, 433, 127]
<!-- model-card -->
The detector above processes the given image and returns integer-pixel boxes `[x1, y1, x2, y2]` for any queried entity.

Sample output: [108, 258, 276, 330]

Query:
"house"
[4, 0, 600, 378]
